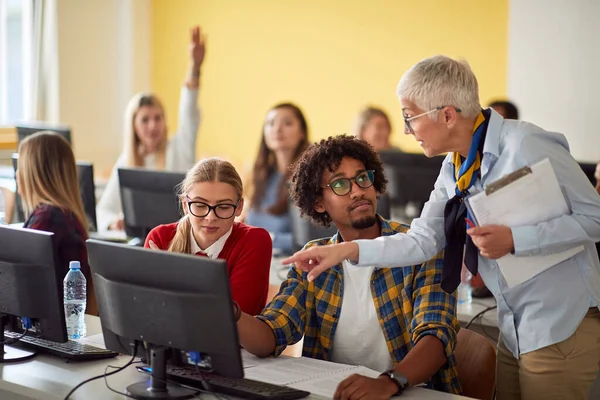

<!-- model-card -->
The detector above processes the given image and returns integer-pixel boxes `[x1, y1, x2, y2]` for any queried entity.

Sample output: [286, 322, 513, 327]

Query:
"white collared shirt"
[190, 226, 233, 259]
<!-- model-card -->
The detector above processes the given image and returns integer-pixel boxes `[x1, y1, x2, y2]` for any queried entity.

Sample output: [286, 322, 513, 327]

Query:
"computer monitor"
[289, 194, 392, 252]
[86, 239, 242, 399]
[16, 122, 71, 145]
[77, 162, 98, 232]
[0, 225, 67, 362]
[378, 150, 444, 217]
[11, 154, 98, 231]
[118, 168, 185, 240]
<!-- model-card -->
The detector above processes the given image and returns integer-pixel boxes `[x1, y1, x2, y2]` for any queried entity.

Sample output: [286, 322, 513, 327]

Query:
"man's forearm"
[394, 335, 447, 386]
[237, 313, 277, 358]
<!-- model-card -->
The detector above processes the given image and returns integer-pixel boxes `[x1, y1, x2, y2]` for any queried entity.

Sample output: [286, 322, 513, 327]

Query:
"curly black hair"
[289, 134, 387, 227]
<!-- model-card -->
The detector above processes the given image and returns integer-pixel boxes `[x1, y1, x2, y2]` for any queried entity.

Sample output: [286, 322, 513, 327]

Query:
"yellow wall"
[152, 0, 508, 172]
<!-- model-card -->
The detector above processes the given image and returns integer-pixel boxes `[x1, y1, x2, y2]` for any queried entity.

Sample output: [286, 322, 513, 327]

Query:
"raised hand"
[190, 26, 206, 68]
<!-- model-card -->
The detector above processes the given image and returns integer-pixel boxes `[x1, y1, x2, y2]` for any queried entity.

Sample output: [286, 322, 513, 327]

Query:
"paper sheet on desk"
[466, 158, 584, 287]
[242, 357, 380, 398]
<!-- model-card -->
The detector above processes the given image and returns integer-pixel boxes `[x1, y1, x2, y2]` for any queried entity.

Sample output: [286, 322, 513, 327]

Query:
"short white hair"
[397, 55, 481, 118]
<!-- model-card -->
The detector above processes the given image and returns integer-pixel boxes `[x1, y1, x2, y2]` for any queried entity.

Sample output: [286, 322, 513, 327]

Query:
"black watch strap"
[380, 369, 409, 395]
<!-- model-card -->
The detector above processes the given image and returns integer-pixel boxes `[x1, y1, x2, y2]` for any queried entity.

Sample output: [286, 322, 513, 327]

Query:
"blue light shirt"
[355, 108, 600, 358]
[246, 172, 293, 254]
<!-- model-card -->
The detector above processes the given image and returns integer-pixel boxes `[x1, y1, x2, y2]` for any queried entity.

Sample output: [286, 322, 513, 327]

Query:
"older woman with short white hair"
[285, 55, 600, 400]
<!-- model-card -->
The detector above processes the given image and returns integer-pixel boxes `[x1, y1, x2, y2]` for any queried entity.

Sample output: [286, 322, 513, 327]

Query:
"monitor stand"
[0, 315, 37, 363]
[127, 347, 197, 400]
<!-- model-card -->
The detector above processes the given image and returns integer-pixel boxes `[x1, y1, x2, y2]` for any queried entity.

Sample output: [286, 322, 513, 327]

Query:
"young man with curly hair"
[236, 135, 461, 399]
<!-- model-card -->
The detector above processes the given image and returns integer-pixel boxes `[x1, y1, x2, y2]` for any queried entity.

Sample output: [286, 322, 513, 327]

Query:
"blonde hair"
[17, 131, 88, 236]
[353, 106, 392, 139]
[123, 93, 167, 168]
[168, 158, 243, 253]
[397, 55, 481, 118]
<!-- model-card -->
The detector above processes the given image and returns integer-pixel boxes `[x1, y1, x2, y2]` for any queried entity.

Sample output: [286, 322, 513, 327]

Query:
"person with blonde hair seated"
[145, 158, 272, 316]
[97, 26, 205, 231]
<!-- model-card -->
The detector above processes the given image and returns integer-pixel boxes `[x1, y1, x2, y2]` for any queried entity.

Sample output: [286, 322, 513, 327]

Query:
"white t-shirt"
[330, 260, 393, 372]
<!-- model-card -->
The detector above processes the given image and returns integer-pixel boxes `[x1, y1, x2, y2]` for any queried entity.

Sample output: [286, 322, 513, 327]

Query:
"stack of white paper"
[466, 158, 584, 287]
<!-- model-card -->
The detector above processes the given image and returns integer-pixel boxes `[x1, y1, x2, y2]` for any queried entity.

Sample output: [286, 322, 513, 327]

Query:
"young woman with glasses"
[144, 158, 272, 316]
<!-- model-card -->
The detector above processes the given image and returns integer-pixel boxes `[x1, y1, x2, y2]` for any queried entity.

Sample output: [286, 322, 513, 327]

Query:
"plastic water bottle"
[458, 266, 473, 304]
[63, 261, 87, 339]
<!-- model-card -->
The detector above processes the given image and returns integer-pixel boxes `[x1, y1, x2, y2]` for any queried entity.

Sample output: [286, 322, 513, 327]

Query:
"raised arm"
[184, 26, 205, 90]
[169, 26, 205, 170]
[239, 266, 308, 358]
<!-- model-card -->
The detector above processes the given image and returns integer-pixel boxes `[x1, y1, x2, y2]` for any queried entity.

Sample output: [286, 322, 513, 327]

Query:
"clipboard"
[465, 158, 584, 287]
[483, 165, 532, 196]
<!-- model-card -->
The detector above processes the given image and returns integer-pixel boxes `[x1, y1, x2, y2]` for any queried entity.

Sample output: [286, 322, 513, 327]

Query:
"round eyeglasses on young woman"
[324, 170, 375, 196]
[185, 196, 240, 219]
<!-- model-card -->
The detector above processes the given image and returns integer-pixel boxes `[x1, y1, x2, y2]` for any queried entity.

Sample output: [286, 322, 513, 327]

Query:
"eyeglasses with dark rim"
[324, 170, 375, 196]
[185, 196, 240, 219]
[403, 105, 462, 134]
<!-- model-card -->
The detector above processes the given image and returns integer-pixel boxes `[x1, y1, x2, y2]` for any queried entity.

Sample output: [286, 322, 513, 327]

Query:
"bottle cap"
[69, 261, 81, 270]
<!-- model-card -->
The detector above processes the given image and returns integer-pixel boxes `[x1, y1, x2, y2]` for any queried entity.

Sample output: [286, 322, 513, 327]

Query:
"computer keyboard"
[3, 331, 119, 361]
[165, 365, 310, 400]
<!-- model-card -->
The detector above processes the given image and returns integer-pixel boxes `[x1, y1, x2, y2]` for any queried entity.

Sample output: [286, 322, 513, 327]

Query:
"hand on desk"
[334, 374, 398, 400]
[467, 224, 514, 259]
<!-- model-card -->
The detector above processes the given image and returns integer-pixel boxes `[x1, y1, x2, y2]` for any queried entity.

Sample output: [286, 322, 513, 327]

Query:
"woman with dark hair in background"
[244, 103, 309, 255]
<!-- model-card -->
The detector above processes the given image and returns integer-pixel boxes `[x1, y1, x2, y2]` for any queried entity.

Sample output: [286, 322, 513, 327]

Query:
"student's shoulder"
[25, 205, 73, 234]
[28, 204, 65, 223]
[381, 218, 410, 235]
[147, 222, 179, 241]
[303, 236, 336, 250]
[499, 120, 569, 158]
[232, 222, 271, 244]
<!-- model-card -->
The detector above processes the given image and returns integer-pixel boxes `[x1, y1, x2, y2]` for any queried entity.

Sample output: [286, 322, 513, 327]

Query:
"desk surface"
[0, 316, 473, 400]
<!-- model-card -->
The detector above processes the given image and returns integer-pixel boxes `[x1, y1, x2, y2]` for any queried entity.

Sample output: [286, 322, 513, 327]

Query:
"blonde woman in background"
[145, 158, 272, 316]
[17, 131, 97, 315]
[353, 106, 400, 152]
[97, 26, 205, 231]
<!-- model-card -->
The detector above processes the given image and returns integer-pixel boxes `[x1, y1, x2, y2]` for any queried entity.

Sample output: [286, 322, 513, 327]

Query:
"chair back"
[454, 329, 496, 400]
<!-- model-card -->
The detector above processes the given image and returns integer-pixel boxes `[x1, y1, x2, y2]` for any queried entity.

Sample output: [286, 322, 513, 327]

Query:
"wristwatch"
[380, 369, 409, 395]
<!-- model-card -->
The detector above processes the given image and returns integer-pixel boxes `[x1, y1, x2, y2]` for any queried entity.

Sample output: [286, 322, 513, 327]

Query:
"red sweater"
[144, 222, 272, 316]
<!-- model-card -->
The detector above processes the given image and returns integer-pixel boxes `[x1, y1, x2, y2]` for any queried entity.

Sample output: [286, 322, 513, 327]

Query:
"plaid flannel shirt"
[257, 217, 462, 394]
